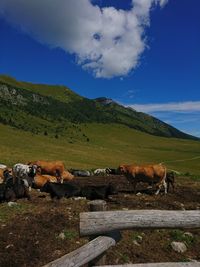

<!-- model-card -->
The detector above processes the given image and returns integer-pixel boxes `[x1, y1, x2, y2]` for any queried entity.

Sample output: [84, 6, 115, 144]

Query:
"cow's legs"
[24, 187, 31, 200]
[155, 188, 160, 195]
[155, 181, 162, 195]
[172, 181, 175, 192]
[163, 180, 167, 194]
[132, 181, 137, 194]
[155, 180, 167, 195]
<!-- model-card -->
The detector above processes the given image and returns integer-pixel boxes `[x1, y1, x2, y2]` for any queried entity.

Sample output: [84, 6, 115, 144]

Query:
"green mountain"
[0, 75, 198, 140]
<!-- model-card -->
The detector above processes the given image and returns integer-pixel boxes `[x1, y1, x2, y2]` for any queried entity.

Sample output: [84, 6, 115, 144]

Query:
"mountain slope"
[0, 75, 198, 140]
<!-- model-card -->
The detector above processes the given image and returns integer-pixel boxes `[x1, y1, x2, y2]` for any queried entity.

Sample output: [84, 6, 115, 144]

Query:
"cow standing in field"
[118, 164, 167, 195]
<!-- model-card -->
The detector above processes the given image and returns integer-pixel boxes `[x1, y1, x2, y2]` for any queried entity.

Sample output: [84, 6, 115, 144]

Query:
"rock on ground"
[171, 241, 187, 253]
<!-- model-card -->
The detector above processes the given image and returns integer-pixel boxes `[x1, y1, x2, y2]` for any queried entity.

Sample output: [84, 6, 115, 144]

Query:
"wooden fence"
[43, 200, 200, 267]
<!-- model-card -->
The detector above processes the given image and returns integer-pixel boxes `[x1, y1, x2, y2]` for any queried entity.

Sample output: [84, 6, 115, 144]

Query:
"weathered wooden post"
[88, 200, 108, 267]
[89, 199, 107, 212]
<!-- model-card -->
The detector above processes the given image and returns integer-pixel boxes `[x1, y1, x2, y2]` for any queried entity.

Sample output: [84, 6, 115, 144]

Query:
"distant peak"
[95, 97, 115, 105]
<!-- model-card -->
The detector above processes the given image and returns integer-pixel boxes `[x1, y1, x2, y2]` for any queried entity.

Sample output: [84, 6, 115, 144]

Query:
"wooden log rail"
[80, 210, 200, 236]
[43, 236, 116, 267]
[43, 202, 200, 267]
[96, 263, 200, 267]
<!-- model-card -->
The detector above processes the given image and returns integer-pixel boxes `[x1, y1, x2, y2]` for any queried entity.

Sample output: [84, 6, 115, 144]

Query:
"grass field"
[0, 122, 200, 175]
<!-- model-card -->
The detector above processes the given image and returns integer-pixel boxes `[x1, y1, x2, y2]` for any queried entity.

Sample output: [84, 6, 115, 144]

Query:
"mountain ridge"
[0, 74, 198, 141]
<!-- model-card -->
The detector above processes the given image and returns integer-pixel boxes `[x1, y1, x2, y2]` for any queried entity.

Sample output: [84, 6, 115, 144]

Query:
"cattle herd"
[0, 161, 175, 203]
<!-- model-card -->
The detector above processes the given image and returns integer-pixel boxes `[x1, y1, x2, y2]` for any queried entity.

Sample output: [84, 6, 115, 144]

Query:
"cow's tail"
[162, 166, 167, 194]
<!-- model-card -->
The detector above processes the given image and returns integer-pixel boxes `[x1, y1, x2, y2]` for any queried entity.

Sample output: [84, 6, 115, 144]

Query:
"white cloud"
[128, 101, 200, 113]
[125, 101, 200, 137]
[0, 0, 167, 78]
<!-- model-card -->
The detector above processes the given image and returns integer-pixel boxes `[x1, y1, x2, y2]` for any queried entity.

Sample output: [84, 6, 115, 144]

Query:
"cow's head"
[118, 165, 127, 174]
[28, 165, 37, 177]
[3, 169, 12, 179]
[36, 166, 42, 174]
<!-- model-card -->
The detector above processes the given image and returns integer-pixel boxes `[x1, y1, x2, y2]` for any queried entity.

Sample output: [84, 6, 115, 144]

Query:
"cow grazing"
[33, 174, 57, 189]
[166, 171, 175, 193]
[28, 160, 65, 182]
[118, 164, 167, 195]
[12, 163, 37, 188]
[94, 168, 111, 176]
[40, 181, 80, 199]
[80, 184, 118, 200]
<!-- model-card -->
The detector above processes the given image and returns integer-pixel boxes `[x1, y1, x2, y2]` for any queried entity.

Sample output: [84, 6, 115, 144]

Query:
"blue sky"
[0, 0, 200, 137]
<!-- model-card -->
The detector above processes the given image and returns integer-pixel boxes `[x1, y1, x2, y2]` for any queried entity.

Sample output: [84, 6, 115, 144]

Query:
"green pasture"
[0, 123, 200, 175]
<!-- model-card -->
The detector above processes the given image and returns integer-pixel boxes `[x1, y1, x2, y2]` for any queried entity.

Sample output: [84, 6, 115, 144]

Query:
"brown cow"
[118, 164, 167, 195]
[62, 170, 74, 182]
[0, 168, 12, 183]
[0, 169, 5, 181]
[28, 160, 65, 181]
[33, 174, 57, 189]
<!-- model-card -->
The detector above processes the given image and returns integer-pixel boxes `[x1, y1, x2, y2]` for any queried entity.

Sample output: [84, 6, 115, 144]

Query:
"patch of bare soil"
[0, 175, 199, 267]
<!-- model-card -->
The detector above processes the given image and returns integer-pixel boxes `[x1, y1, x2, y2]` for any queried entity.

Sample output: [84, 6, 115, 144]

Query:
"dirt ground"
[0, 175, 200, 267]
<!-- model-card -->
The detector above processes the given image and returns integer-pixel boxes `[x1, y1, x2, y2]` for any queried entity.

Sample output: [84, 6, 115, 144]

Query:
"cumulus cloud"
[0, 0, 167, 78]
[128, 101, 200, 113]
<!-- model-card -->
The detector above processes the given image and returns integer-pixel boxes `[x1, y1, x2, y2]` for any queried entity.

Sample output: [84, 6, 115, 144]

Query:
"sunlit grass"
[0, 123, 200, 175]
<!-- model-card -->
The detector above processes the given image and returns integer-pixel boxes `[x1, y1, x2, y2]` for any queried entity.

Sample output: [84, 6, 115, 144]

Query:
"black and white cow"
[12, 163, 37, 189]
[94, 168, 112, 175]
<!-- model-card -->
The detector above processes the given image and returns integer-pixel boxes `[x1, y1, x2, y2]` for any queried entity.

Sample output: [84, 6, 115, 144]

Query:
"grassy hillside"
[0, 74, 198, 140]
[0, 123, 200, 175]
